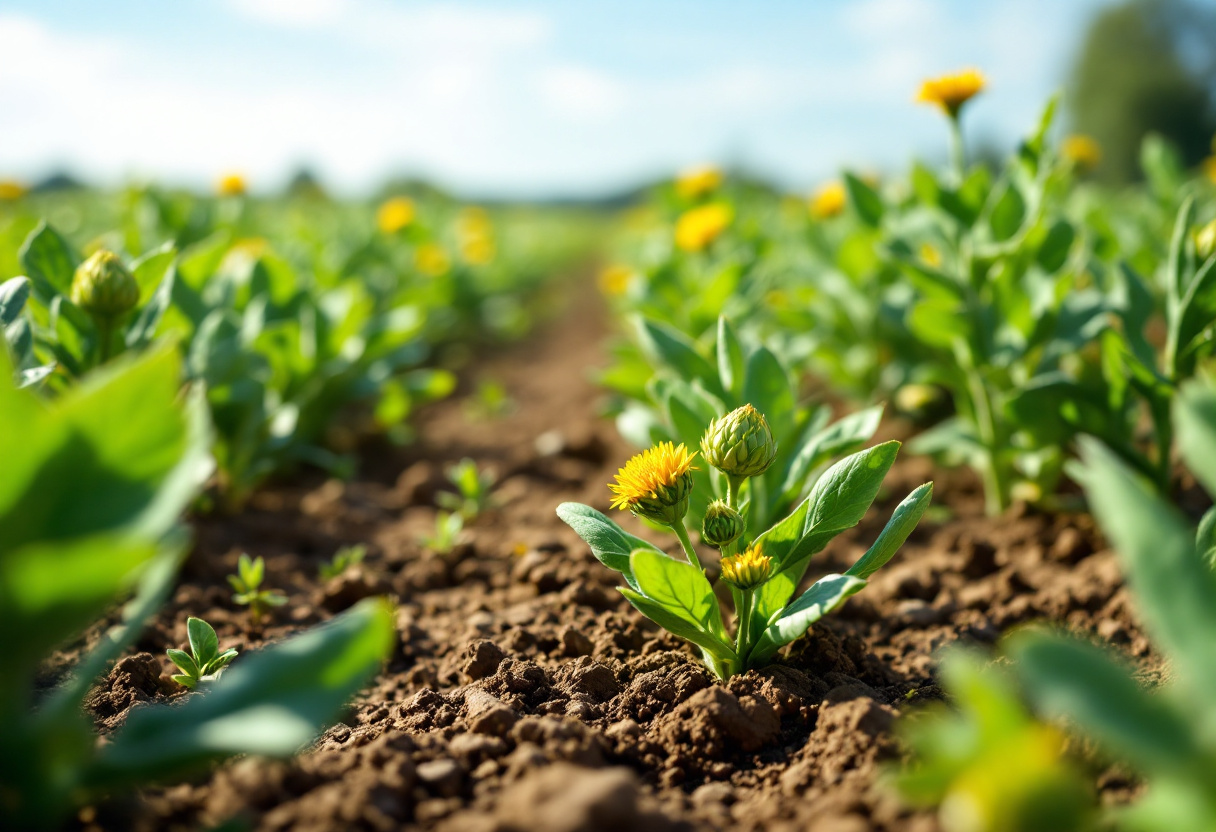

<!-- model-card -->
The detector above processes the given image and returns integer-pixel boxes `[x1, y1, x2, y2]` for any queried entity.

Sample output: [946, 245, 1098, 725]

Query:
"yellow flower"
[415, 243, 451, 276]
[457, 206, 492, 238]
[1061, 134, 1102, 172]
[377, 196, 415, 234]
[915, 68, 986, 118]
[609, 442, 698, 525]
[809, 181, 846, 220]
[460, 234, 495, 265]
[920, 242, 942, 268]
[675, 165, 723, 200]
[216, 172, 247, 197]
[0, 180, 27, 201]
[598, 264, 634, 296]
[719, 543, 772, 590]
[230, 237, 269, 259]
[674, 202, 732, 252]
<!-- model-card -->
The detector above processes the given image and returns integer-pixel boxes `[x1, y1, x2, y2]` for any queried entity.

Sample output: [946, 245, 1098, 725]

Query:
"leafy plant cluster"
[896, 377, 1216, 831]
[600, 92, 1216, 515]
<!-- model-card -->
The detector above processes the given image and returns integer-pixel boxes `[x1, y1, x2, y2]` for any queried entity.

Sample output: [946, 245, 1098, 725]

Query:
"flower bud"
[70, 250, 139, 320]
[701, 500, 744, 548]
[719, 544, 772, 590]
[1196, 219, 1216, 261]
[700, 404, 777, 480]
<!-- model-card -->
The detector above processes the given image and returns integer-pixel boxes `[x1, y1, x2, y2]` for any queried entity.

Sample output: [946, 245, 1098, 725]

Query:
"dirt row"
[74, 279, 1146, 832]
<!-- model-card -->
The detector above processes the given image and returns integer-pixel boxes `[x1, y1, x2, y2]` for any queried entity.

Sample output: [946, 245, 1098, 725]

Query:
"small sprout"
[436, 458, 497, 520]
[167, 617, 238, 689]
[319, 544, 366, 581]
[464, 379, 513, 420]
[228, 553, 287, 626]
[420, 511, 464, 554]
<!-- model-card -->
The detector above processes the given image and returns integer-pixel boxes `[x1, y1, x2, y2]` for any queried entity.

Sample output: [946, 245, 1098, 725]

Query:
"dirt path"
[85, 273, 1149, 832]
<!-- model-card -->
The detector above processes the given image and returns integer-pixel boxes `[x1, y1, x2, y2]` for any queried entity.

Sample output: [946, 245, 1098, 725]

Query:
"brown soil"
[70, 276, 1150, 832]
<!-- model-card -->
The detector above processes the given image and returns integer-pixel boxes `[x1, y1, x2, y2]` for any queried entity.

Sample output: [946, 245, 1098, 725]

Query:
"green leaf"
[171, 674, 196, 690]
[804, 440, 901, 537]
[1076, 437, 1216, 712]
[989, 182, 1026, 241]
[716, 315, 745, 400]
[1009, 631, 1201, 776]
[779, 405, 884, 504]
[748, 573, 867, 665]
[617, 587, 737, 673]
[844, 172, 884, 228]
[633, 316, 722, 398]
[556, 502, 662, 592]
[19, 221, 79, 303]
[167, 648, 200, 679]
[0, 276, 31, 327]
[629, 548, 730, 645]
[1175, 382, 1216, 499]
[846, 482, 932, 580]
[130, 244, 176, 305]
[1036, 220, 1075, 273]
[91, 597, 395, 784]
[741, 346, 794, 441]
[125, 264, 176, 350]
[187, 618, 220, 668]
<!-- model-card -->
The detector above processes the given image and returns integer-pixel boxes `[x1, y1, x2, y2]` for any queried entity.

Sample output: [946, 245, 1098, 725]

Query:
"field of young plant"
[4, 73, 1216, 832]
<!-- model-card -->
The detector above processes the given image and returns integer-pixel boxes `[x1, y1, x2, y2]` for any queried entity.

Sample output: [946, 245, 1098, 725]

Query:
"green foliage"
[228, 553, 288, 627]
[436, 457, 497, 519]
[318, 544, 367, 581]
[421, 511, 465, 555]
[167, 617, 238, 689]
[559, 404, 930, 680]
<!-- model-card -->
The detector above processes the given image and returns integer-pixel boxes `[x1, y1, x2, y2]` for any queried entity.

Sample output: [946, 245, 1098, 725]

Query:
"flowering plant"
[559, 404, 931, 680]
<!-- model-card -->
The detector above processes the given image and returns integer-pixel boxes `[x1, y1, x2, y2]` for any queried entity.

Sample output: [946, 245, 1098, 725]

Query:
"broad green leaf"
[91, 597, 395, 783]
[1036, 220, 1075, 273]
[1176, 382, 1216, 499]
[741, 346, 794, 441]
[1076, 437, 1216, 712]
[748, 573, 867, 665]
[19, 221, 79, 303]
[909, 299, 967, 349]
[629, 548, 730, 645]
[846, 482, 932, 580]
[0, 276, 30, 327]
[779, 405, 884, 504]
[988, 181, 1026, 242]
[752, 496, 811, 571]
[618, 587, 737, 669]
[130, 244, 176, 305]
[5, 316, 32, 361]
[633, 316, 722, 397]
[804, 440, 901, 536]
[187, 618, 220, 668]
[1010, 631, 1201, 775]
[844, 172, 884, 228]
[125, 265, 176, 349]
[556, 502, 663, 592]
[167, 649, 200, 679]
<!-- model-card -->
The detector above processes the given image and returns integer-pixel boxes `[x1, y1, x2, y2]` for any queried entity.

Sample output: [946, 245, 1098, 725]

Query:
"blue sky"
[1, 0, 1125, 198]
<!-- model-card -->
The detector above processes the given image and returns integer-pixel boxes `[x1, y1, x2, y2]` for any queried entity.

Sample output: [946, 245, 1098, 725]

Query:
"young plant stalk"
[562, 404, 933, 681]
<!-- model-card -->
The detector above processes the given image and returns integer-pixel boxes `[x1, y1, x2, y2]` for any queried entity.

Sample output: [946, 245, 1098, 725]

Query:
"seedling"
[420, 511, 465, 554]
[559, 403, 931, 680]
[228, 553, 287, 626]
[318, 544, 367, 581]
[436, 457, 496, 519]
[167, 617, 238, 689]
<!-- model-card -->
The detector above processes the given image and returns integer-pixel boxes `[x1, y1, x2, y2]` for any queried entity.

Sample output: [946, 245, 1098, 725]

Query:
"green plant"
[436, 457, 496, 519]
[318, 543, 367, 581]
[0, 276, 55, 388]
[421, 511, 465, 554]
[0, 345, 396, 830]
[167, 617, 238, 689]
[605, 314, 883, 537]
[559, 403, 931, 680]
[896, 378, 1216, 831]
[228, 553, 287, 626]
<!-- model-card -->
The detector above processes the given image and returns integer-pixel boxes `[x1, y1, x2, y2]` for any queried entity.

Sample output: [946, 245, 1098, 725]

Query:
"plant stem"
[726, 475, 744, 510]
[672, 520, 703, 573]
[736, 590, 753, 664]
[949, 115, 966, 185]
[97, 317, 114, 364]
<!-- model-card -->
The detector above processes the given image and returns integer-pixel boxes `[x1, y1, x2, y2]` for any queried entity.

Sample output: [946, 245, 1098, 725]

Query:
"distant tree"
[285, 166, 327, 200]
[1068, 0, 1216, 184]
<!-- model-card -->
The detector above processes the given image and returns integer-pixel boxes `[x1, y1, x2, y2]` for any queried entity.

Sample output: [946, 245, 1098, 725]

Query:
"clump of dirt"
[65, 280, 1149, 832]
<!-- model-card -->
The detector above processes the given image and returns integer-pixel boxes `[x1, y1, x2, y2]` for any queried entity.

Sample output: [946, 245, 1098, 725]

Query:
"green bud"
[70, 250, 139, 320]
[1197, 219, 1216, 261]
[700, 404, 777, 479]
[701, 500, 744, 548]
[629, 472, 694, 526]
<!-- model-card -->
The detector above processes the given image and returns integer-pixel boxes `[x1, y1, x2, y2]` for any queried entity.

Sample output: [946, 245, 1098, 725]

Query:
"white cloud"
[538, 65, 628, 120]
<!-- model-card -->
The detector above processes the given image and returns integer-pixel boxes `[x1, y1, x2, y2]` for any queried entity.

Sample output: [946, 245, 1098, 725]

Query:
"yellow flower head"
[1061, 134, 1102, 172]
[415, 243, 451, 276]
[217, 172, 247, 197]
[0, 180, 27, 201]
[719, 543, 773, 590]
[916, 68, 986, 118]
[920, 242, 942, 268]
[377, 196, 415, 234]
[598, 264, 635, 296]
[461, 235, 495, 265]
[609, 442, 698, 525]
[457, 206, 492, 238]
[809, 181, 847, 220]
[675, 165, 723, 200]
[675, 202, 732, 252]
